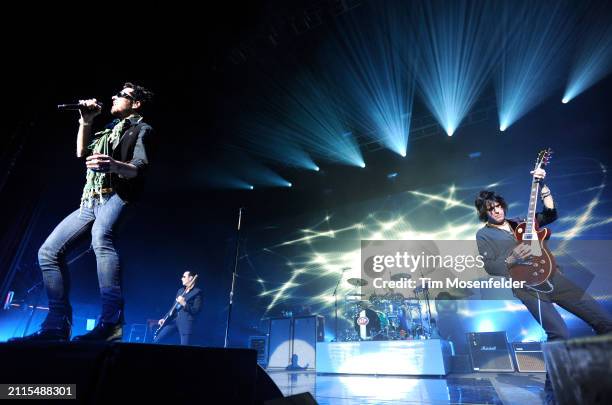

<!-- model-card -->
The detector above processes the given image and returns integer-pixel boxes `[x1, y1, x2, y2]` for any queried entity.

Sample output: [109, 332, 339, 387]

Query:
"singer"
[10, 82, 154, 343]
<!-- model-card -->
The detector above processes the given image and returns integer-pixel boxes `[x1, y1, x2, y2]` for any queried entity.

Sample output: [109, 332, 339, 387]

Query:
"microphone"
[57, 102, 103, 111]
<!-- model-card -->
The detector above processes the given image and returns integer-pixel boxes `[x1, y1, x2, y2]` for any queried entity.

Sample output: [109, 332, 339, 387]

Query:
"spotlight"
[387, 172, 398, 179]
[561, 97, 569, 104]
[499, 124, 507, 132]
[288, 182, 293, 187]
[249, 185, 254, 190]
[314, 166, 320, 172]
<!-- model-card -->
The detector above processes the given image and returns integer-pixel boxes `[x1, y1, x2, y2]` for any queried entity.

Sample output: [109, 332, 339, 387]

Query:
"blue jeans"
[513, 272, 612, 340]
[38, 194, 131, 329]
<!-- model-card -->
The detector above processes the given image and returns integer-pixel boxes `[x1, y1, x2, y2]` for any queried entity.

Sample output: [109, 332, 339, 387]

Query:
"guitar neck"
[163, 288, 192, 318]
[162, 276, 197, 321]
[523, 148, 552, 241]
[524, 178, 540, 240]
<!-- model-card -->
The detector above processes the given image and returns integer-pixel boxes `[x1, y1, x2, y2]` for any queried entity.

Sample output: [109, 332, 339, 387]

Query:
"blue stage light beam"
[229, 152, 293, 189]
[240, 68, 364, 168]
[563, 4, 612, 104]
[283, 70, 365, 168]
[327, 1, 415, 156]
[238, 121, 320, 171]
[495, 2, 575, 131]
[201, 167, 254, 190]
[414, 0, 501, 136]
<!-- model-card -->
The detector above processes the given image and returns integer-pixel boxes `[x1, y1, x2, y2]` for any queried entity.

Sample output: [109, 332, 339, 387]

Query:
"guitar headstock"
[535, 148, 553, 170]
[188, 274, 198, 288]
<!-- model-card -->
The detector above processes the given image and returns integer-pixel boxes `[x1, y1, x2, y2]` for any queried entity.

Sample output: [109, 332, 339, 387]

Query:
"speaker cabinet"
[267, 316, 324, 370]
[467, 331, 514, 372]
[512, 342, 546, 372]
[249, 335, 269, 366]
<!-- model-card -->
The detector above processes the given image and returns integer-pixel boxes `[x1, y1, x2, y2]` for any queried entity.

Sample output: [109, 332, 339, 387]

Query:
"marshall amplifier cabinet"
[467, 331, 514, 372]
[512, 341, 546, 372]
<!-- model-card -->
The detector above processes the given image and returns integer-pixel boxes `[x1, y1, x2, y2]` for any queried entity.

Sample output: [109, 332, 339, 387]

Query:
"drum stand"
[333, 268, 351, 342]
[417, 267, 433, 338]
[332, 273, 343, 342]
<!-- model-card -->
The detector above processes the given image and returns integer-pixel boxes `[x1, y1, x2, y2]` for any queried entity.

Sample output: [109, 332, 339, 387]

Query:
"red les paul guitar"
[509, 148, 556, 291]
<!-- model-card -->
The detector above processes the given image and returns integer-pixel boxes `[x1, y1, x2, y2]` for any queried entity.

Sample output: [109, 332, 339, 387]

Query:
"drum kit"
[341, 274, 433, 341]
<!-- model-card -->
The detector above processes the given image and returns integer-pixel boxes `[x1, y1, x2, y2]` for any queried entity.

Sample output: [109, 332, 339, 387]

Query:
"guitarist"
[154, 271, 203, 345]
[475, 168, 612, 404]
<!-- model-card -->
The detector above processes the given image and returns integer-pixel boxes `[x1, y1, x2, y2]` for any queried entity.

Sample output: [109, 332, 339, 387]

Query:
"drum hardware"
[390, 273, 411, 281]
[347, 278, 368, 287]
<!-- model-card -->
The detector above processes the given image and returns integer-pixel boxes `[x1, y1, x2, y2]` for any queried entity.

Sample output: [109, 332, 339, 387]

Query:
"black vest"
[109, 121, 153, 202]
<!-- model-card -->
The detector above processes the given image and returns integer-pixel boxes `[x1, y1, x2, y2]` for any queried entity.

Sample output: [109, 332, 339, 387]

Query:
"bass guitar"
[153, 275, 198, 339]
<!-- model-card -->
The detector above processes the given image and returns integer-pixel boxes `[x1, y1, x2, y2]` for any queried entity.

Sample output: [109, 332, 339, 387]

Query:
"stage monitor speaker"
[249, 335, 269, 366]
[543, 334, 612, 405]
[512, 342, 546, 372]
[268, 317, 292, 368]
[467, 331, 514, 372]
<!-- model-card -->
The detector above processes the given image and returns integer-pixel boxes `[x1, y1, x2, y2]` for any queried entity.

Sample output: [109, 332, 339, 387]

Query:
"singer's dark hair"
[186, 270, 198, 278]
[475, 190, 507, 222]
[123, 82, 154, 112]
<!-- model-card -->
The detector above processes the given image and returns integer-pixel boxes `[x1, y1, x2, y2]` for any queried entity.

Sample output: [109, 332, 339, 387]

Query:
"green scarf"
[80, 114, 142, 209]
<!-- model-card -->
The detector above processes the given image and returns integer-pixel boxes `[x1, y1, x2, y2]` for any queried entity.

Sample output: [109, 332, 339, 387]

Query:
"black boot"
[8, 325, 71, 343]
[72, 322, 122, 342]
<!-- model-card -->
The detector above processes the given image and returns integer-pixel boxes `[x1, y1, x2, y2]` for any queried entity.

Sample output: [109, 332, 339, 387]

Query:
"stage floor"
[267, 370, 546, 405]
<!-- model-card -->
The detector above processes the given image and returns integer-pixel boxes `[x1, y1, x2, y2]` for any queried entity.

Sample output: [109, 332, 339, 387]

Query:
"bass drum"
[354, 308, 388, 340]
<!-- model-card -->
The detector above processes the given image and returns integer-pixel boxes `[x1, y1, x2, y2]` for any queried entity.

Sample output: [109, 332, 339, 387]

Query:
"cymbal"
[347, 278, 368, 287]
[390, 273, 411, 281]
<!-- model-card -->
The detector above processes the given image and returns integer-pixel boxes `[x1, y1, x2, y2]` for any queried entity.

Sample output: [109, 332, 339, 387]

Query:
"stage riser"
[316, 339, 451, 376]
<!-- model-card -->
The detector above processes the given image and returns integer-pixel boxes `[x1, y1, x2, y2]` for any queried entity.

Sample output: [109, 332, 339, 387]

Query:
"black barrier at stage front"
[543, 334, 612, 405]
[0, 342, 284, 404]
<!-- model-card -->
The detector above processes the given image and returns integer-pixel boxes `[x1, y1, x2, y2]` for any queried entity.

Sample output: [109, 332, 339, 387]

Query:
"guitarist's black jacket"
[173, 287, 203, 334]
[476, 207, 558, 277]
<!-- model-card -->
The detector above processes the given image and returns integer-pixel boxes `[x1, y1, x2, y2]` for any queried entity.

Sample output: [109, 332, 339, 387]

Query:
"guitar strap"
[527, 279, 554, 294]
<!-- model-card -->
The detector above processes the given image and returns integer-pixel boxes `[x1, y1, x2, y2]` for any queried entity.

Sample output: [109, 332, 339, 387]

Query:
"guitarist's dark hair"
[186, 271, 198, 278]
[475, 190, 508, 222]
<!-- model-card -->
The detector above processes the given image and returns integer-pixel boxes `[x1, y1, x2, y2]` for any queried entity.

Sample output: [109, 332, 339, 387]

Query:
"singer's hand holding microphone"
[62, 98, 115, 173]
[77, 98, 102, 123]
